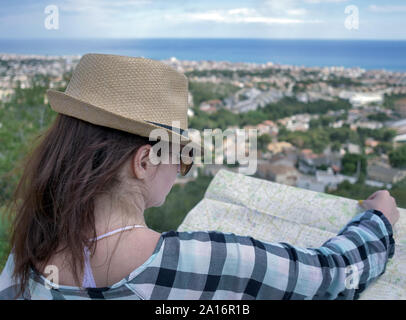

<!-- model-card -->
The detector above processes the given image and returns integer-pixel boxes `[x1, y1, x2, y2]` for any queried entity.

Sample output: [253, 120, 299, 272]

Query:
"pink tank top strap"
[89, 224, 146, 242]
[82, 224, 147, 288]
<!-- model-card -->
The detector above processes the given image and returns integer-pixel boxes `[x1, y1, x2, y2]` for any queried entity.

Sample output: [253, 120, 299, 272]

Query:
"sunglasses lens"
[181, 161, 193, 176]
[179, 147, 194, 176]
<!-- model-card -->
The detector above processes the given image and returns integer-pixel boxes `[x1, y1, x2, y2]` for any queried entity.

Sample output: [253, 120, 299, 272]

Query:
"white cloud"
[260, 0, 351, 23]
[164, 8, 320, 25]
[261, 0, 306, 17]
[59, 0, 152, 13]
[304, 0, 349, 3]
[242, 16, 311, 24]
[369, 5, 406, 13]
[263, 0, 298, 14]
[287, 8, 307, 16]
[54, 0, 155, 37]
[181, 11, 226, 23]
[228, 8, 257, 16]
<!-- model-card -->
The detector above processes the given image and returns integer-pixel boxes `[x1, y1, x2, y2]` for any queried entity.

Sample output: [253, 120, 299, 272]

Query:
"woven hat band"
[146, 120, 188, 139]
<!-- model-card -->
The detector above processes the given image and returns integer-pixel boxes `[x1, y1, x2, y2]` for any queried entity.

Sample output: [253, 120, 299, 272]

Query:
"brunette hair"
[7, 114, 155, 298]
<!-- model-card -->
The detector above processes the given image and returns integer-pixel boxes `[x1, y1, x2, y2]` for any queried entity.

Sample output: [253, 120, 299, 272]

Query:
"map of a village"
[178, 169, 406, 300]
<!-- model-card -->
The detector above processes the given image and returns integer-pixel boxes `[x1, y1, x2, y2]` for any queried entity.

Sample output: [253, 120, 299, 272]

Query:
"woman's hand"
[361, 190, 400, 227]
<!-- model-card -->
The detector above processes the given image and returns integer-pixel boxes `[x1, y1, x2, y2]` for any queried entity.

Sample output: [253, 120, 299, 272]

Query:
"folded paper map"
[178, 169, 406, 300]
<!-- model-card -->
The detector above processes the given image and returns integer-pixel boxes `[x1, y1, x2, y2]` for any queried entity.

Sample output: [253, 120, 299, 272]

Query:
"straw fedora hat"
[46, 53, 201, 151]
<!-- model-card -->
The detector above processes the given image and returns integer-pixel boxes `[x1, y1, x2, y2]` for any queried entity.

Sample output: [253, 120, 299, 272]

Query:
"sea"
[0, 38, 406, 72]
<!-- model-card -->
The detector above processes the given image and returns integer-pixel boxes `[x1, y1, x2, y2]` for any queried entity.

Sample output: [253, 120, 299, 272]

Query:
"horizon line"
[0, 37, 406, 42]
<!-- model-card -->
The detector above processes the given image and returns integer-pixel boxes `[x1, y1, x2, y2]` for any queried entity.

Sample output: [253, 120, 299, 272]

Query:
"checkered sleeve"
[311, 209, 395, 299]
[124, 209, 395, 300]
[209, 209, 395, 300]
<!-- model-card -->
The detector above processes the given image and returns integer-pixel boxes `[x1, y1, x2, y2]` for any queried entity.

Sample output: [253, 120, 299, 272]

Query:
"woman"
[0, 53, 399, 300]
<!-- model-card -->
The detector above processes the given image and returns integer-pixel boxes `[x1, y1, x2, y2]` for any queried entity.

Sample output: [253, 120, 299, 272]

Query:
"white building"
[297, 168, 357, 192]
[394, 134, 406, 143]
[296, 175, 325, 193]
[349, 93, 383, 107]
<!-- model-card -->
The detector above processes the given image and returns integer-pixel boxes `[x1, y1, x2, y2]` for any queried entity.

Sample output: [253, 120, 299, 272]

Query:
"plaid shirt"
[0, 209, 395, 300]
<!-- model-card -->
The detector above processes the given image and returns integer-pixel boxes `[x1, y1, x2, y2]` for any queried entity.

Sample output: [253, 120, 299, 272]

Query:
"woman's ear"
[131, 144, 155, 179]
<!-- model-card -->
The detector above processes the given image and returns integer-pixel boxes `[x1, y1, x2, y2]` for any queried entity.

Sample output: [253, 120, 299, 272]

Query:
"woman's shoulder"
[159, 229, 263, 259]
[162, 229, 258, 245]
[162, 229, 225, 241]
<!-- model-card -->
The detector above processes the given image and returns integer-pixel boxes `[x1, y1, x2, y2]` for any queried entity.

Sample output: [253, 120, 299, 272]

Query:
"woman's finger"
[360, 199, 373, 209]
[366, 191, 379, 200]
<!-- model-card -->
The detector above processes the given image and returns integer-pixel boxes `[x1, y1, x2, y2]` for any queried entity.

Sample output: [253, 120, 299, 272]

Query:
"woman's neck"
[93, 192, 148, 235]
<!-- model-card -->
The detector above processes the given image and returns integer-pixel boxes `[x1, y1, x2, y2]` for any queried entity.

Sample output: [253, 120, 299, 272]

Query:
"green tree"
[0, 207, 11, 270]
[330, 177, 406, 209]
[389, 145, 406, 168]
[331, 141, 341, 152]
[341, 153, 367, 176]
[383, 93, 406, 110]
[144, 173, 213, 232]
[258, 134, 273, 152]
[357, 128, 397, 143]
[367, 112, 391, 122]
[188, 81, 240, 108]
[279, 128, 330, 154]
[374, 142, 393, 155]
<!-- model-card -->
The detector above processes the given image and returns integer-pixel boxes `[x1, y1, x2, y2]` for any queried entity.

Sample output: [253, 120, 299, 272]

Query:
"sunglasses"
[152, 146, 194, 176]
[175, 149, 194, 176]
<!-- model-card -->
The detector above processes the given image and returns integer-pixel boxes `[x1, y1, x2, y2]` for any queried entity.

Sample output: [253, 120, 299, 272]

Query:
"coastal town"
[1, 53, 406, 195]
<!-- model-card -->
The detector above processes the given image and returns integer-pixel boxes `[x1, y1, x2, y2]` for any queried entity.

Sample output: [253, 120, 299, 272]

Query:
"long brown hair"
[7, 114, 154, 298]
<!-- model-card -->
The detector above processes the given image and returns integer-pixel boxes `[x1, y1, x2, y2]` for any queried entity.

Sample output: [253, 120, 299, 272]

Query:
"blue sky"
[1, 0, 406, 39]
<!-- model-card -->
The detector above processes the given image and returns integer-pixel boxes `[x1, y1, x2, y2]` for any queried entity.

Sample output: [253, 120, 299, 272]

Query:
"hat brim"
[47, 89, 203, 154]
